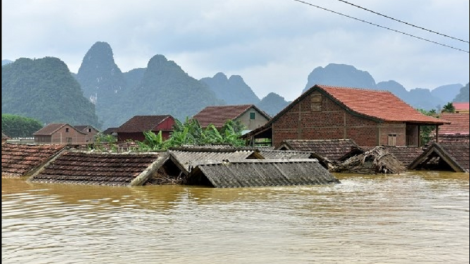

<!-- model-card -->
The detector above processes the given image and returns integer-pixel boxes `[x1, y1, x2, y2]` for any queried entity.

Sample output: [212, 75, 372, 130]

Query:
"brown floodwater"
[2, 171, 469, 264]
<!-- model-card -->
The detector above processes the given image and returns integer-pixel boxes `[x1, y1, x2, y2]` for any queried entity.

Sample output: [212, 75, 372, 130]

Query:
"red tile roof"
[117, 115, 172, 133]
[193, 105, 270, 128]
[438, 113, 469, 135]
[2, 143, 66, 177]
[453, 102, 469, 111]
[318, 85, 446, 124]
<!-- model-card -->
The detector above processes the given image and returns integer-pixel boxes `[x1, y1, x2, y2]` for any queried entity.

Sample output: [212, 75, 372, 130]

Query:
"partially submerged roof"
[169, 147, 263, 175]
[33, 123, 86, 136]
[29, 151, 165, 186]
[2, 143, 67, 177]
[279, 139, 359, 161]
[259, 149, 313, 159]
[438, 113, 469, 135]
[193, 104, 271, 128]
[117, 115, 172, 133]
[409, 142, 469, 172]
[332, 146, 406, 174]
[186, 159, 340, 188]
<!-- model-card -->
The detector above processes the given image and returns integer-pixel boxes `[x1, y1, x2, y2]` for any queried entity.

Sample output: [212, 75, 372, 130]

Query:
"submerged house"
[2, 143, 67, 177]
[277, 139, 360, 168]
[186, 159, 340, 188]
[409, 142, 469, 172]
[116, 115, 175, 142]
[33, 123, 88, 145]
[168, 146, 264, 176]
[28, 151, 168, 186]
[192, 104, 271, 131]
[244, 85, 447, 148]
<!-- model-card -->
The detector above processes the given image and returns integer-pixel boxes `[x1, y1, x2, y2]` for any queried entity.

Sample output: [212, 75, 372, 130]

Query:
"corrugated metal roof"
[259, 149, 313, 159]
[187, 159, 340, 188]
[169, 149, 261, 174]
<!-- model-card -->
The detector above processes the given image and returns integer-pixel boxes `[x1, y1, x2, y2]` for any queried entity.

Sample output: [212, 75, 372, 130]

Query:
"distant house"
[102, 127, 118, 136]
[74, 125, 100, 143]
[116, 115, 175, 142]
[243, 85, 448, 148]
[2, 132, 9, 144]
[453, 102, 469, 114]
[192, 104, 271, 131]
[436, 113, 469, 143]
[33, 123, 88, 144]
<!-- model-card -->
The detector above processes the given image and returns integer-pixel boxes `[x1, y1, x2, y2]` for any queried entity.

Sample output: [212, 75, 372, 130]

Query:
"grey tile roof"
[187, 159, 340, 188]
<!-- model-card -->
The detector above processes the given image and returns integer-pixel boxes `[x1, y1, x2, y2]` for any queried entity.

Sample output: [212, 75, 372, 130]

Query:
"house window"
[388, 134, 397, 146]
[250, 112, 256, 120]
[65, 128, 69, 133]
[311, 93, 322, 111]
[88, 128, 92, 132]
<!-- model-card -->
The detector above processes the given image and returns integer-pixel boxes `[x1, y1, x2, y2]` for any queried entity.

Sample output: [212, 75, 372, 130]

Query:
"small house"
[437, 113, 469, 143]
[74, 125, 100, 143]
[192, 104, 270, 131]
[116, 115, 175, 142]
[33, 123, 88, 145]
[244, 85, 448, 148]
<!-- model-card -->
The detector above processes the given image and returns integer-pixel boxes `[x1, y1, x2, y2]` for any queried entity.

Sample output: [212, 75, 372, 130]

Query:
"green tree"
[417, 109, 437, 145]
[441, 102, 455, 113]
[2, 114, 43, 137]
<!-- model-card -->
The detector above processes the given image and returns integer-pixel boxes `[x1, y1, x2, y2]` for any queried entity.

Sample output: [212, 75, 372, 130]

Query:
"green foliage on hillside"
[76, 42, 128, 129]
[2, 114, 43, 137]
[453, 83, 469, 102]
[1, 57, 101, 128]
[123, 55, 223, 122]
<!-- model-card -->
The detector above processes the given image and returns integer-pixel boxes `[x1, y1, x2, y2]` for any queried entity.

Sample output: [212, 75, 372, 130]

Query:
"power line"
[292, 0, 469, 53]
[336, 0, 469, 43]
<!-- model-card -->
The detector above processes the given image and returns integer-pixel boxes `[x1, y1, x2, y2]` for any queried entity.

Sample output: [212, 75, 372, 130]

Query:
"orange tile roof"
[318, 85, 446, 124]
[438, 113, 469, 135]
[193, 104, 270, 128]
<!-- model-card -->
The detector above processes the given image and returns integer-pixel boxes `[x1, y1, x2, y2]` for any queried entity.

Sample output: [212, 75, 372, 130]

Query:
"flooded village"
[3, 85, 469, 186]
[3, 85, 469, 263]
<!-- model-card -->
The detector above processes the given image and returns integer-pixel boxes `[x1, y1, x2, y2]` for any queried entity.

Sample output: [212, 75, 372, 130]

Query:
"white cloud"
[2, 0, 468, 101]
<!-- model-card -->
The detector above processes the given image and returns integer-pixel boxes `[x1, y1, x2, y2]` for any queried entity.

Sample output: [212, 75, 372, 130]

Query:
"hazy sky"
[2, 0, 469, 101]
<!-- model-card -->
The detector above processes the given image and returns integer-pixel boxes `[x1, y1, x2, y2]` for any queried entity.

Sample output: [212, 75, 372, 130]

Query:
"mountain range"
[2, 41, 469, 130]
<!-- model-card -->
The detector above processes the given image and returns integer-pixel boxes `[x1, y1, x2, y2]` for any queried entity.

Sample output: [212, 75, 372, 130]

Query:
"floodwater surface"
[2, 171, 469, 264]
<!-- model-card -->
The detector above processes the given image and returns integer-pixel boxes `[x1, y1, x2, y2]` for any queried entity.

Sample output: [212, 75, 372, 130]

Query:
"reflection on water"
[2, 171, 469, 264]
